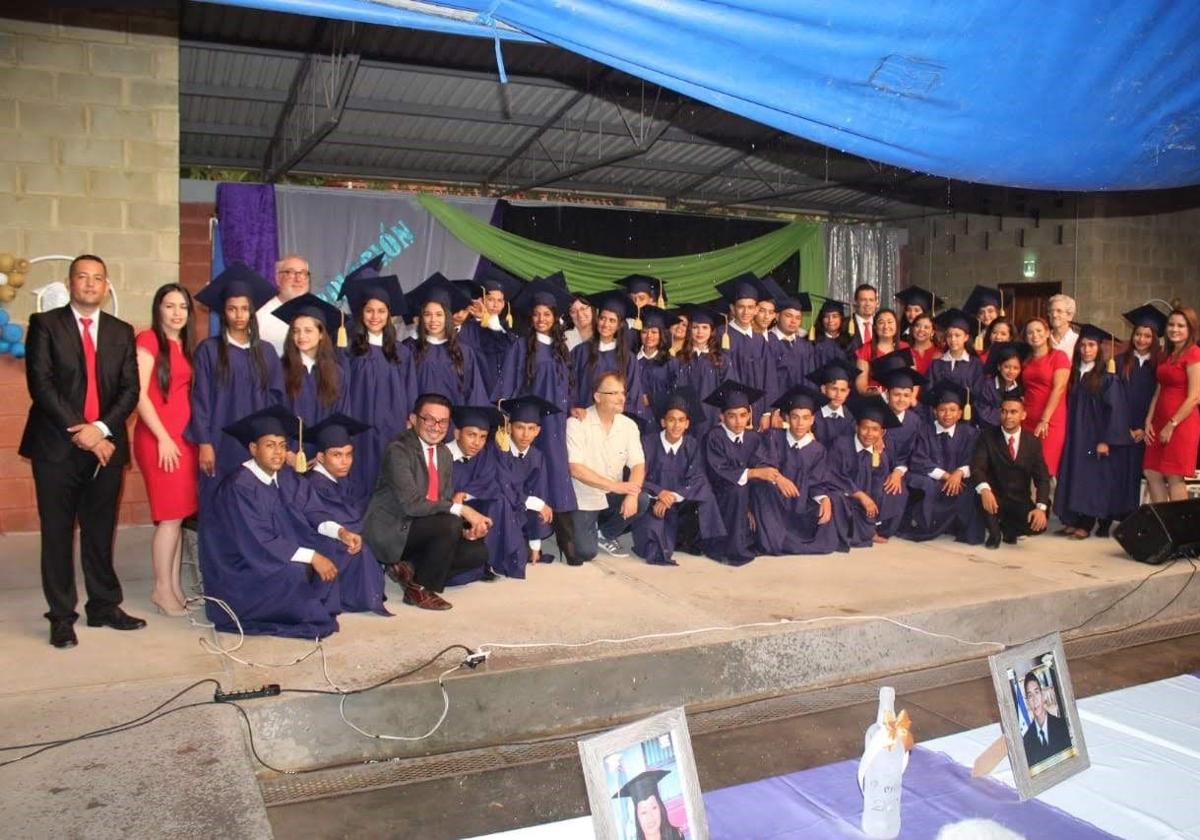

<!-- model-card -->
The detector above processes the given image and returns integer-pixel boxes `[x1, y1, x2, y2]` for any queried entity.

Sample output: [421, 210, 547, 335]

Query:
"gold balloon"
[0, 286, 16, 303]
[7, 271, 24, 288]
[14, 258, 30, 272]
[0, 253, 13, 273]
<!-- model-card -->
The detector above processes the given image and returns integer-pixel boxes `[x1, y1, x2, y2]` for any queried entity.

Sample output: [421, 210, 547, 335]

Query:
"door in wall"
[1000, 281, 1062, 329]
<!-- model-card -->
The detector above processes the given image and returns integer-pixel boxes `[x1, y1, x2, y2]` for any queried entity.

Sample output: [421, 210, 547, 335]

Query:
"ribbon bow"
[883, 709, 915, 752]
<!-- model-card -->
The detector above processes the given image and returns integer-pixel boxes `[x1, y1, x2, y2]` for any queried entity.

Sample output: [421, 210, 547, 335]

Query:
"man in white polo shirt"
[566, 370, 648, 562]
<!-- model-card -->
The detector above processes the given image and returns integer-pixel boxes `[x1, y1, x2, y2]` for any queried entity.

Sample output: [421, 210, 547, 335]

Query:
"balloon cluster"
[0, 252, 29, 358]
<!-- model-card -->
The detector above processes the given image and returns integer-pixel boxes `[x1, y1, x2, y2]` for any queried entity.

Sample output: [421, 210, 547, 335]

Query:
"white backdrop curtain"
[826, 224, 903, 306]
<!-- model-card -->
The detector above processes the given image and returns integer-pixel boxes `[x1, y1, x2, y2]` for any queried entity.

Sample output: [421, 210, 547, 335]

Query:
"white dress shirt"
[69, 306, 111, 438]
[720, 424, 750, 487]
[786, 431, 828, 503]
[927, 423, 971, 479]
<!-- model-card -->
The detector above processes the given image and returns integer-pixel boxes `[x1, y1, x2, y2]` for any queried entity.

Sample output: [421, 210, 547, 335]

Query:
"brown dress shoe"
[385, 561, 416, 586]
[402, 584, 452, 610]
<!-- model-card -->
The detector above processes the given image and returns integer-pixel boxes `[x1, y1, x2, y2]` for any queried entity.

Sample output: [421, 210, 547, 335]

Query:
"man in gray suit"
[363, 393, 491, 610]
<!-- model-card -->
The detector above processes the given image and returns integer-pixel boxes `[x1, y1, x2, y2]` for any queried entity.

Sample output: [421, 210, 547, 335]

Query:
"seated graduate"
[970, 393, 1052, 548]
[871, 351, 926, 538]
[498, 394, 560, 569]
[444, 403, 523, 584]
[630, 387, 726, 565]
[303, 413, 390, 616]
[827, 395, 901, 547]
[200, 406, 368, 639]
[750, 385, 849, 555]
[807, 359, 857, 444]
[900, 380, 985, 544]
[975, 341, 1030, 429]
[701, 379, 791, 566]
[363, 393, 492, 610]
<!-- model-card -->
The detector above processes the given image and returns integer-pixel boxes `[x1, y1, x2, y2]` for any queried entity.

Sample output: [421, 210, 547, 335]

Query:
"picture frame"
[578, 707, 709, 840]
[988, 631, 1089, 800]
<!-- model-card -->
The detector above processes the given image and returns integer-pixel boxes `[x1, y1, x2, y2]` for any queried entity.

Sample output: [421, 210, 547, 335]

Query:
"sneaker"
[597, 534, 629, 557]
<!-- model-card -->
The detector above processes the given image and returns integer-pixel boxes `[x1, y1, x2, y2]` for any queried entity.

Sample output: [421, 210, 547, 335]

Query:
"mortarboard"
[499, 394, 561, 424]
[1122, 304, 1168, 336]
[716, 272, 771, 304]
[653, 386, 704, 422]
[876, 367, 927, 391]
[271, 293, 345, 336]
[586, 290, 633, 321]
[477, 264, 523, 299]
[342, 274, 407, 319]
[847, 395, 901, 429]
[195, 263, 277, 311]
[613, 770, 671, 802]
[666, 307, 687, 328]
[406, 272, 472, 314]
[963, 285, 1003, 318]
[1077, 323, 1116, 345]
[540, 270, 570, 290]
[817, 297, 848, 317]
[222, 405, 300, 448]
[511, 277, 575, 315]
[615, 274, 666, 305]
[920, 379, 969, 408]
[894, 285, 943, 313]
[806, 359, 856, 386]
[703, 379, 765, 411]
[309, 413, 371, 451]
[681, 303, 722, 327]
[451, 404, 504, 431]
[453, 279, 484, 302]
[637, 305, 669, 333]
[771, 384, 828, 414]
[777, 292, 813, 313]
[934, 307, 977, 337]
[984, 341, 1033, 373]
[344, 254, 384, 285]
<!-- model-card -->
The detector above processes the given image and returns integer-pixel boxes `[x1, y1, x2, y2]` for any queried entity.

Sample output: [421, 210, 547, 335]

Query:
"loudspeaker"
[1114, 500, 1200, 564]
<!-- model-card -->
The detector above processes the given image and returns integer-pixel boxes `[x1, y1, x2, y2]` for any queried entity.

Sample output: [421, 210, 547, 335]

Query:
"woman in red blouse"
[855, 308, 908, 394]
[1021, 316, 1071, 476]
[1144, 306, 1200, 501]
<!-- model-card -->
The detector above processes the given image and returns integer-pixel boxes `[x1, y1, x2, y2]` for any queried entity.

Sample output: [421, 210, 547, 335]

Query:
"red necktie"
[1007, 435, 1017, 460]
[426, 445, 439, 501]
[861, 318, 872, 344]
[80, 317, 100, 422]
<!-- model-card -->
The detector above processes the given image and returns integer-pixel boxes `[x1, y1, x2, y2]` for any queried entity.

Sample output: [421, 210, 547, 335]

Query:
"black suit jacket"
[362, 428, 455, 565]
[970, 427, 1052, 507]
[1022, 712, 1072, 766]
[19, 306, 139, 465]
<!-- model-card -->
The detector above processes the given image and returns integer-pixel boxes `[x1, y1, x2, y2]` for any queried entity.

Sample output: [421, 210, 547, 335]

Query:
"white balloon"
[0, 272, 8, 286]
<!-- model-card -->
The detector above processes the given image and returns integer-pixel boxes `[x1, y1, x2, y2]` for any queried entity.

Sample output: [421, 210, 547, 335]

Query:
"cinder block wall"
[0, 8, 180, 532]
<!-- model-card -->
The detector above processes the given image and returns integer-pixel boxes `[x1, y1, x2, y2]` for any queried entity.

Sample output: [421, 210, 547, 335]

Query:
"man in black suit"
[1021, 671, 1072, 767]
[362, 393, 491, 610]
[20, 255, 144, 648]
[971, 394, 1051, 548]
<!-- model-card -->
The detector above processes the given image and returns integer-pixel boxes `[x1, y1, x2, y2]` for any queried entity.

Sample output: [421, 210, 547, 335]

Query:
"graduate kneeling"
[827, 395, 901, 547]
[199, 406, 382, 639]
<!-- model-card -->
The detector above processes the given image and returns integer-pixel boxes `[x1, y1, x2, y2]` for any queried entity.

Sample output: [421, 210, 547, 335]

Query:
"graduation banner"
[416, 193, 827, 303]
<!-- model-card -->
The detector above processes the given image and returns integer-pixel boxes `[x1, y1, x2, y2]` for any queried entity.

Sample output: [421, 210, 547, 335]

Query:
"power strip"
[214, 685, 281, 703]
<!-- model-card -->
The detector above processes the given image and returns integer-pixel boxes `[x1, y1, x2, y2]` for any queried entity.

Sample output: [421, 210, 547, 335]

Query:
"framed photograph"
[988, 632, 1089, 799]
[578, 707, 708, 840]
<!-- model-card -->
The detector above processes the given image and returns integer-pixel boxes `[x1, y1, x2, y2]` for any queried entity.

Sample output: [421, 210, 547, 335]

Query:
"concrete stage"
[1, 524, 1198, 837]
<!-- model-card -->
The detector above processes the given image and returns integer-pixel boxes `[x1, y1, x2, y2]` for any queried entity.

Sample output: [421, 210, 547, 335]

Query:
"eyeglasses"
[278, 269, 310, 277]
[416, 414, 450, 428]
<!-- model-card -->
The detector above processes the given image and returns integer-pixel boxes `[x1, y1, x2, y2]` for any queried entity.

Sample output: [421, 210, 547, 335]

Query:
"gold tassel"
[336, 309, 348, 348]
[809, 322, 819, 340]
[634, 302, 643, 331]
[720, 314, 731, 350]
[1106, 336, 1116, 373]
[657, 282, 666, 309]
[974, 319, 985, 353]
[963, 387, 973, 422]
[505, 305, 513, 329]
[494, 402, 511, 450]
[848, 316, 856, 336]
[294, 417, 309, 473]
[999, 289, 1006, 317]
[871, 448, 881, 468]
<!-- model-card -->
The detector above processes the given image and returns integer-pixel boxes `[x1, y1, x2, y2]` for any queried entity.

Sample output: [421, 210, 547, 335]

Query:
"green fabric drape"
[417, 193, 826, 304]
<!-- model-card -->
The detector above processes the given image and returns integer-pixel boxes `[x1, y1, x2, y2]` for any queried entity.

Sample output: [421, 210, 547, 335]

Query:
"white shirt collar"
[692, 345, 708, 355]
[771, 327, 797, 342]
[243, 458, 278, 486]
[1079, 360, 1095, 374]
[1003, 428, 1021, 445]
[300, 351, 317, 373]
[367, 331, 384, 346]
[935, 422, 955, 437]
[942, 350, 969, 362]
[1050, 327, 1078, 347]
[312, 462, 337, 483]
[426, 335, 447, 345]
[509, 442, 530, 457]
[660, 431, 683, 455]
[1134, 351, 1150, 363]
[894, 409, 906, 422]
[729, 321, 754, 337]
[854, 436, 871, 453]
[536, 332, 552, 345]
[70, 306, 99, 330]
[995, 375, 1019, 391]
[598, 339, 617, 352]
[636, 349, 653, 360]
[446, 440, 465, 462]
[225, 332, 251, 350]
[822, 404, 844, 418]
[721, 424, 743, 444]
[787, 431, 814, 449]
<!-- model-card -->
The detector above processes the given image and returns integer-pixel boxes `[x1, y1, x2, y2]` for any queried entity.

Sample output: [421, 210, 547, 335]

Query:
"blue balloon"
[0, 342, 10, 355]
[10, 342, 24, 359]
[1, 323, 21, 343]
[0, 308, 8, 327]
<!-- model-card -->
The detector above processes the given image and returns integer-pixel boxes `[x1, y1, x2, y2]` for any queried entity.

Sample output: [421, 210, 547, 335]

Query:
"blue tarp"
[206, 0, 1200, 191]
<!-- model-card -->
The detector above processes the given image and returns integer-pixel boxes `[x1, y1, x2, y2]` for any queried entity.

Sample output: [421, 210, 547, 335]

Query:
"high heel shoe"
[151, 597, 189, 618]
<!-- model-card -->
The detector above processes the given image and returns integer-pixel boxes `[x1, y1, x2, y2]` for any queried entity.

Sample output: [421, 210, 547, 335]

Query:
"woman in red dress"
[1143, 306, 1200, 501]
[908, 313, 941, 376]
[855, 308, 909, 394]
[134, 283, 198, 616]
[1021, 316, 1071, 476]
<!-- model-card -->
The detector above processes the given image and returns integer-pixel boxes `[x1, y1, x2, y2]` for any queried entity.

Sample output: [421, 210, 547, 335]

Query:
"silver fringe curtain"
[826, 224, 903, 306]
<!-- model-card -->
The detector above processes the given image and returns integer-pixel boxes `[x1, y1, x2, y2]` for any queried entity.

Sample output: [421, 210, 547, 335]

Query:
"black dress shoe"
[1002, 534, 1019, 545]
[984, 533, 1001, 550]
[50, 621, 78, 648]
[86, 608, 147, 631]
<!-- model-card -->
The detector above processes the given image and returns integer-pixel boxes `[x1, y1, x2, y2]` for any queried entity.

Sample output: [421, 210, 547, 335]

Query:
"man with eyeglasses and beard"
[363, 393, 492, 610]
[257, 254, 312, 357]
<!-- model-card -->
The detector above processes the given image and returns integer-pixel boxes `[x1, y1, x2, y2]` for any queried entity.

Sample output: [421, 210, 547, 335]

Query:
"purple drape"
[216, 183, 279, 286]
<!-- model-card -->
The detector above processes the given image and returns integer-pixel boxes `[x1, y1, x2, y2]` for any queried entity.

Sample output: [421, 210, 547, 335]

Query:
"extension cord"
[214, 685, 281, 703]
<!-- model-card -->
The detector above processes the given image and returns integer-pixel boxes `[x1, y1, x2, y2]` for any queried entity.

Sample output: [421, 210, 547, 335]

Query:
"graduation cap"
[920, 379, 969, 408]
[477, 264, 523, 298]
[933, 307, 977, 337]
[715, 272, 770, 303]
[771, 384, 828, 414]
[703, 379, 764, 411]
[653, 386, 704, 422]
[894, 285, 943, 313]
[759, 276, 787, 304]
[1078, 323, 1119, 372]
[613, 769, 671, 803]
[586, 290, 633, 321]
[342, 274, 407, 319]
[195, 263, 277, 311]
[222, 404, 300, 448]
[877, 366, 927, 391]
[870, 347, 915, 380]
[806, 359, 856, 386]
[451, 404, 503, 431]
[1122, 303, 1168, 336]
[615, 274, 667, 307]
[511, 276, 575, 315]
[817, 297, 848, 317]
[539, 270, 570, 290]
[345, 254, 384, 285]
[681, 303, 722, 327]
[271, 293, 347, 346]
[499, 394, 561, 424]
[984, 341, 1033, 373]
[846, 394, 901, 429]
[963, 285, 1004, 318]
[309, 413, 371, 451]
[406, 272, 472, 314]
[666, 307, 687, 328]
[453, 279, 484, 302]
[776, 292, 813, 313]
[637, 305, 669, 333]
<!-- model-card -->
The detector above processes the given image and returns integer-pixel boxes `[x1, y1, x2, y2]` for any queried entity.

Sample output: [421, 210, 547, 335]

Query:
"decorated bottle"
[858, 687, 911, 840]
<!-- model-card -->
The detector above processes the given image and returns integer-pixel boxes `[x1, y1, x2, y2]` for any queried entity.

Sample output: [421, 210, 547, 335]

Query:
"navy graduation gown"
[813, 406, 855, 447]
[975, 376, 1022, 430]
[405, 339, 490, 406]
[827, 435, 893, 547]
[925, 356, 985, 422]
[1054, 372, 1131, 522]
[570, 342, 643, 414]
[667, 352, 731, 440]
[301, 468, 389, 615]
[814, 335, 856, 367]
[446, 442, 525, 583]
[727, 327, 777, 421]
[284, 355, 352, 431]
[505, 443, 554, 560]
[1114, 354, 1157, 515]
[495, 338, 577, 511]
[750, 431, 849, 555]
[477, 325, 517, 397]
[632, 433, 725, 565]
[902, 422, 984, 543]
[636, 355, 673, 422]
[186, 337, 284, 514]
[344, 343, 417, 495]
[200, 466, 339, 639]
[766, 333, 818, 405]
[877, 409, 923, 536]
[702, 426, 765, 566]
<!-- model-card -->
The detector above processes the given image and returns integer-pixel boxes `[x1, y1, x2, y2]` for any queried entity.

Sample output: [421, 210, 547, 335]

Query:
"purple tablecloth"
[704, 747, 1116, 839]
